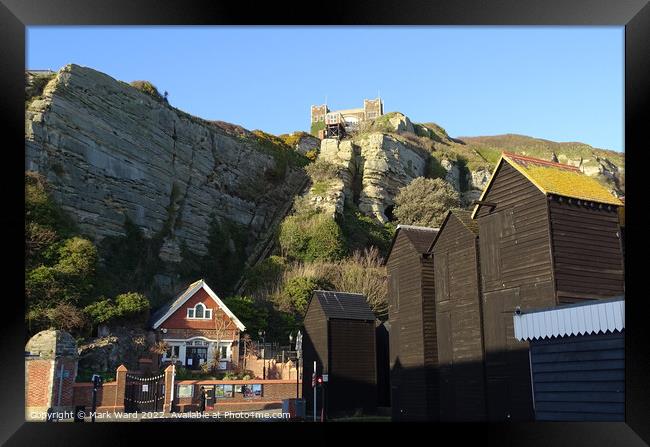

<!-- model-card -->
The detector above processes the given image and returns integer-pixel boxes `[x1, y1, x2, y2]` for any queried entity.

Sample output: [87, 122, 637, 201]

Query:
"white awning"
[513, 297, 624, 341]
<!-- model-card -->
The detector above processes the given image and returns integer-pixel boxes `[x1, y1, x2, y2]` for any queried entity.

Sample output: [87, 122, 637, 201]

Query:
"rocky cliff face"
[25, 65, 307, 296]
[311, 112, 624, 223]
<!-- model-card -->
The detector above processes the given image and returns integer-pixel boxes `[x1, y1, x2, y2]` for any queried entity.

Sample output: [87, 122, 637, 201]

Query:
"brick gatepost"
[25, 329, 79, 421]
[163, 364, 175, 413]
[113, 365, 128, 412]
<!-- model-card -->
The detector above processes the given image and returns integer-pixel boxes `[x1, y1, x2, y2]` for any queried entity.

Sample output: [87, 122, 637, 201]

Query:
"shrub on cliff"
[393, 177, 460, 228]
[279, 211, 346, 262]
[130, 80, 164, 102]
[305, 159, 339, 183]
[275, 276, 333, 315]
[84, 292, 150, 328]
[243, 256, 287, 294]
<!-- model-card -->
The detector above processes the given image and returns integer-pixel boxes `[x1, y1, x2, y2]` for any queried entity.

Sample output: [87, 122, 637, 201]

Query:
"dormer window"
[187, 303, 212, 319]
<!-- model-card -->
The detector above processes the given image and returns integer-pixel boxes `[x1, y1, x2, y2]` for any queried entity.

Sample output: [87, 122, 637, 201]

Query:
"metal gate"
[124, 372, 166, 413]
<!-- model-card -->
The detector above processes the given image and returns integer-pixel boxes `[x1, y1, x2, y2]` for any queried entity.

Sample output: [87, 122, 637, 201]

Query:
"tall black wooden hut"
[513, 297, 625, 421]
[472, 152, 624, 421]
[385, 225, 439, 421]
[375, 320, 391, 407]
[430, 209, 486, 420]
[301, 290, 377, 418]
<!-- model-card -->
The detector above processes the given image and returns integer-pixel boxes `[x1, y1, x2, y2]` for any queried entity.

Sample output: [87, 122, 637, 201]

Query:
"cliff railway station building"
[311, 98, 383, 139]
[386, 151, 625, 421]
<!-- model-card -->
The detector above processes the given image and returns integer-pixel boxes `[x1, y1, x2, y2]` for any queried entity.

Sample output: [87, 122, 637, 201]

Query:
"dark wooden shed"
[513, 297, 625, 421]
[375, 320, 391, 407]
[472, 152, 624, 421]
[301, 290, 377, 418]
[430, 209, 486, 420]
[385, 225, 439, 421]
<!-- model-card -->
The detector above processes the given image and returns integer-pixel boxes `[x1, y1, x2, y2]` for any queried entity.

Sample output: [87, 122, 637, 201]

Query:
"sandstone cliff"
[308, 112, 624, 223]
[25, 65, 308, 298]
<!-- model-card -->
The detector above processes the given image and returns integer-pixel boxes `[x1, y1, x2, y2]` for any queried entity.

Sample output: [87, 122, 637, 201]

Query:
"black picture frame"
[1, 0, 648, 444]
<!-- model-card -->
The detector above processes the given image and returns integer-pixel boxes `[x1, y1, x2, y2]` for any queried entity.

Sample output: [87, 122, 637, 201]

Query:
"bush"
[25, 172, 74, 235]
[305, 149, 318, 162]
[222, 295, 270, 337]
[279, 212, 346, 262]
[310, 121, 325, 137]
[83, 293, 150, 328]
[115, 292, 150, 321]
[305, 159, 339, 183]
[393, 177, 460, 228]
[243, 256, 286, 294]
[280, 276, 331, 314]
[56, 237, 97, 277]
[340, 205, 395, 257]
[130, 80, 164, 102]
[46, 303, 89, 334]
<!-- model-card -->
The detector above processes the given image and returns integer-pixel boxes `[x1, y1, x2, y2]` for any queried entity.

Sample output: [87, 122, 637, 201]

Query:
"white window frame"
[162, 344, 181, 361]
[186, 303, 213, 320]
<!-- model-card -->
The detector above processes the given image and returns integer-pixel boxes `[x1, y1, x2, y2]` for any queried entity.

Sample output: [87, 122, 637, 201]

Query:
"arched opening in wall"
[385, 205, 395, 222]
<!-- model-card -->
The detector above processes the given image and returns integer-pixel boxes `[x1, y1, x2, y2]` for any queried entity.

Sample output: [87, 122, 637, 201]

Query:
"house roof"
[384, 224, 439, 264]
[310, 290, 376, 321]
[513, 296, 624, 341]
[472, 152, 623, 218]
[429, 209, 478, 251]
[149, 279, 246, 331]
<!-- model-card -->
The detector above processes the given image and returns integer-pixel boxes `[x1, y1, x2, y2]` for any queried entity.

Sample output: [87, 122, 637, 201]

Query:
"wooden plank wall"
[478, 162, 556, 295]
[376, 322, 391, 407]
[477, 162, 558, 421]
[530, 331, 625, 421]
[433, 215, 486, 420]
[386, 232, 430, 420]
[328, 319, 377, 415]
[302, 298, 328, 413]
[548, 199, 625, 303]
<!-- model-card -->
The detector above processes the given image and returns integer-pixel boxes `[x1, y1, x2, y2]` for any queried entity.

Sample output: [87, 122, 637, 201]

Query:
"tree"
[222, 295, 269, 337]
[210, 310, 238, 373]
[393, 177, 460, 228]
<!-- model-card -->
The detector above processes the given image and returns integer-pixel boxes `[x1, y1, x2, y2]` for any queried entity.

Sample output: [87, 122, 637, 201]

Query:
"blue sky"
[27, 26, 624, 152]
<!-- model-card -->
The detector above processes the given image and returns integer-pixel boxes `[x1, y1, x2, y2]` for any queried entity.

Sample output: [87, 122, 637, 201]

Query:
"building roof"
[149, 279, 246, 331]
[513, 296, 624, 341]
[384, 224, 439, 265]
[310, 290, 376, 321]
[472, 152, 623, 218]
[429, 209, 478, 251]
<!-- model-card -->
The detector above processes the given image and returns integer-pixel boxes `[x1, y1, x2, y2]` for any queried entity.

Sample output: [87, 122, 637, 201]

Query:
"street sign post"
[313, 361, 317, 422]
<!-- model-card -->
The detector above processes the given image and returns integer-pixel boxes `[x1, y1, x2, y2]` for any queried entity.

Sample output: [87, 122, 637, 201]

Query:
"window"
[165, 345, 180, 359]
[177, 384, 193, 398]
[241, 384, 263, 398]
[220, 346, 228, 359]
[215, 384, 234, 398]
[187, 303, 212, 319]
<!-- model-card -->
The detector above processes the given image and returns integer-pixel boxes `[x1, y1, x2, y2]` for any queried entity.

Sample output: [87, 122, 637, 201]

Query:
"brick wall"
[174, 380, 301, 412]
[72, 382, 119, 410]
[26, 359, 52, 408]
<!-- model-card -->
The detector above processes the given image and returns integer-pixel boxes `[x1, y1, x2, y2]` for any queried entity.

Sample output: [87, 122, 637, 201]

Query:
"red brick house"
[150, 279, 246, 371]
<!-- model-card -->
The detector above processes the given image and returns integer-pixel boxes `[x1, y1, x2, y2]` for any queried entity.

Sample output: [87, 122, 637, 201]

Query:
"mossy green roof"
[472, 152, 622, 218]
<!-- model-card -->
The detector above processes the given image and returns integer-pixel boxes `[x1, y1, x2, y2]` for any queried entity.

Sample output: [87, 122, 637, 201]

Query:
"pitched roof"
[472, 152, 623, 218]
[429, 209, 478, 251]
[384, 224, 438, 264]
[450, 209, 479, 235]
[149, 279, 246, 331]
[310, 290, 376, 321]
